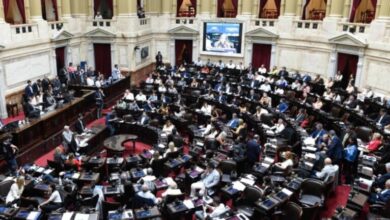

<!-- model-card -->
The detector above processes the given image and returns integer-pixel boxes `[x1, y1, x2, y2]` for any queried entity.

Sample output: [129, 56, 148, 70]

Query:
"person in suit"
[326, 130, 343, 165]
[111, 64, 122, 81]
[376, 109, 390, 128]
[369, 179, 390, 204]
[24, 80, 34, 99]
[32, 80, 42, 96]
[62, 125, 73, 153]
[215, 91, 226, 104]
[373, 163, 390, 189]
[226, 113, 239, 129]
[190, 163, 221, 197]
[155, 51, 163, 67]
[246, 135, 261, 169]
[247, 89, 259, 100]
[105, 110, 117, 136]
[43, 91, 57, 111]
[95, 88, 105, 119]
[277, 98, 289, 113]
[278, 66, 289, 78]
[25, 98, 41, 118]
[311, 123, 327, 145]
[138, 112, 150, 125]
[75, 114, 85, 134]
[343, 95, 358, 109]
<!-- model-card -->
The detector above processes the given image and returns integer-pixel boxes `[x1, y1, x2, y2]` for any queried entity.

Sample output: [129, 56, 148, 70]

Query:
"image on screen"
[203, 22, 242, 54]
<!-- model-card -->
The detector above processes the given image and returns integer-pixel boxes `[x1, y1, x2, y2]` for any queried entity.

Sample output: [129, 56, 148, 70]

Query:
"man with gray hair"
[137, 184, 161, 205]
[314, 158, 337, 180]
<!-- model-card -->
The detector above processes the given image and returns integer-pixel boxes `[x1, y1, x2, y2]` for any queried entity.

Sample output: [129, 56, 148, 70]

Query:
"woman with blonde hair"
[6, 176, 25, 207]
[366, 133, 383, 152]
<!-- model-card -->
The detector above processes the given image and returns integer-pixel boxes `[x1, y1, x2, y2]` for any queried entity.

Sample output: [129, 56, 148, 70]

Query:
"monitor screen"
[203, 22, 243, 55]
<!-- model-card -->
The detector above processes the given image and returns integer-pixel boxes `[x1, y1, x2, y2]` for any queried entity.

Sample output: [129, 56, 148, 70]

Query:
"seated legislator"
[137, 184, 161, 205]
[39, 184, 63, 213]
[368, 179, 390, 204]
[6, 176, 25, 207]
[314, 158, 337, 180]
[274, 151, 294, 171]
[123, 89, 134, 101]
[365, 133, 383, 153]
[190, 163, 220, 197]
[162, 120, 175, 135]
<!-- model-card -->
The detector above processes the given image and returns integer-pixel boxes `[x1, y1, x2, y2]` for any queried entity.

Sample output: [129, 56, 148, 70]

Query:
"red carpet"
[2, 112, 25, 124]
[33, 112, 355, 219]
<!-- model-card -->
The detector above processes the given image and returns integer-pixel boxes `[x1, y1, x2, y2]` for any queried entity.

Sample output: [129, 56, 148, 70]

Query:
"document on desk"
[72, 173, 81, 179]
[281, 188, 293, 196]
[62, 212, 74, 220]
[240, 178, 255, 186]
[183, 199, 195, 209]
[27, 211, 40, 220]
[74, 213, 90, 220]
[232, 181, 246, 191]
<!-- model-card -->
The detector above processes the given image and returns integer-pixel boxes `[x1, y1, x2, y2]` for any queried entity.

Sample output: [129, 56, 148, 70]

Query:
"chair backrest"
[301, 178, 325, 197]
[355, 126, 373, 143]
[0, 180, 14, 197]
[301, 203, 320, 220]
[47, 160, 63, 173]
[164, 193, 185, 204]
[282, 202, 302, 220]
[132, 194, 155, 209]
[331, 107, 341, 118]
[166, 150, 180, 159]
[102, 201, 121, 220]
[81, 194, 99, 208]
[260, 113, 275, 127]
[243, 186, 263, 203]
[219, 160, 237, 174]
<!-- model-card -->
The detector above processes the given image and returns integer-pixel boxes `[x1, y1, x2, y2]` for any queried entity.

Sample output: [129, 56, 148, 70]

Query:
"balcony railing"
[173, 17, 196, 25]
[10, 23, 39, 42]
[339, 22, 369, 34]
[92, 19, 113, 28]
[252, 19, 277, 27]
[295, 20, 322, 30]
[48, 21, 66, 31]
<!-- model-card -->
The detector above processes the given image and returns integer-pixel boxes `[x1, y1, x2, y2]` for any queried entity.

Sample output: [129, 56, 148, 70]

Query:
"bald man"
[137, 184, 161, 205]
[314, 158, 337, 180]
[369, 179, 390, 204]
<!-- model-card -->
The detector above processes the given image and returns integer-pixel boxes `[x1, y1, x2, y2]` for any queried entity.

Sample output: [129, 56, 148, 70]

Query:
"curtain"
[177, 0, 197, 17]
[15, 0, 26, 23]
[3, 0, 10, 20]
[107, 0, 113, 18]
[303, 0, 327, 20]
[259, 0, 280, 18]
[94, 44, 112, 77]
[337, 53, 358, 88]
[52, 0, 58, 21]
[252, 44, 272, 71]
[349, 0, 362, 22]
[175, 40, 193, 66]
[55, 47, 65, 74]
[302, 0, 311, 19]
[41, 0, 46, 20]
[218, 0, 238, 17]
[94, 0, 100, 16]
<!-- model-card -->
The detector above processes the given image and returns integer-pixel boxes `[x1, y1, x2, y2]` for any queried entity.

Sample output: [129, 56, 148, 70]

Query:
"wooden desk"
[79, 172, 100, 183]
[134, 206, 161, 220]
[69, 76, 130, 106]
[103, 134, 138, 156]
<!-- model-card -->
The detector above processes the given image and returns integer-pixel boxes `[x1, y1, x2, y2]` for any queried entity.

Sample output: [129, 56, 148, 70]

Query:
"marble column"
[0, 66, 7, 119]
[284, 0, 297, 16]
[161, 0, 172, 14]
[342, 0, 351, 20]
[61, 0, 72, 18]
[378, 0, 390, 20]
[0, 0, 4, 23]
[241, 0, 252, 16]
[200, 0, 210, 15]
[296, 0, 303, 18]
[329, 0, 344, 17]
[117, 0, 137, 16]
[29, 0, 43, 21]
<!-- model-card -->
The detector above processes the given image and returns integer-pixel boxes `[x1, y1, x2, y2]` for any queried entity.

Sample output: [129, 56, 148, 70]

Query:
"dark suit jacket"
[246, 139, 260, 163]
[75, 119, 85, 134]
[326, 136, 343, 162]
[25, 85, 34, 98]
[376, 114, 390, 127]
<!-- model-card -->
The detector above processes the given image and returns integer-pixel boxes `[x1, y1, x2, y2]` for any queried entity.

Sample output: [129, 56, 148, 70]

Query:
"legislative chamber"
[0, 0, 390, 219]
